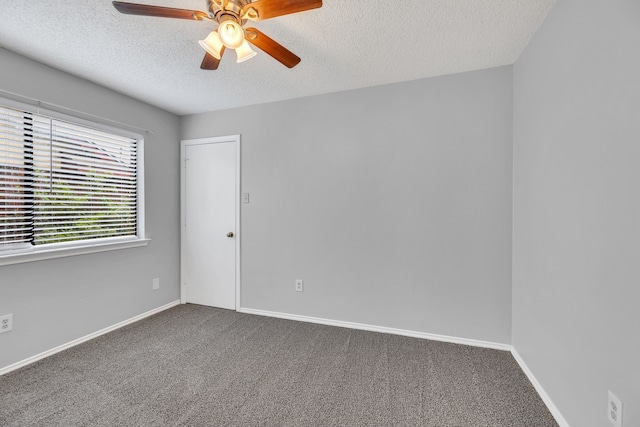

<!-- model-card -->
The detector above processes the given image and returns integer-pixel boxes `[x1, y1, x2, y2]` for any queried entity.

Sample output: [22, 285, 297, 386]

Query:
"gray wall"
[513, 0, 640, 425]
[181, 66, 514, 344]
[0, 48, 181, 370]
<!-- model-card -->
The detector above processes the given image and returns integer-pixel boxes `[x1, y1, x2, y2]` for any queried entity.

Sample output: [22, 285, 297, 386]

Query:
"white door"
[181, 137, 239, 310]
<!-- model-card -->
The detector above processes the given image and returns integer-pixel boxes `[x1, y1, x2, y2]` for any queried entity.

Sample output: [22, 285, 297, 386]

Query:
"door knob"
[227, 232, 234, 238]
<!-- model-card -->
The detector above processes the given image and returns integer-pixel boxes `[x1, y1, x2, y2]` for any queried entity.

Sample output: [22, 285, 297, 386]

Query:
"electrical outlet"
[152, 278, 160, 290]
[295, 279, 304, 292]
[608, 391, 623, 427]
[242, 193, 250, 204]
[0, 314, 13, 334]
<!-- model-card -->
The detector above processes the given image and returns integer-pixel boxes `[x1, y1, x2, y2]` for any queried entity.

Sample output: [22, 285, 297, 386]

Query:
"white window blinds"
[0, 104, 139, 249]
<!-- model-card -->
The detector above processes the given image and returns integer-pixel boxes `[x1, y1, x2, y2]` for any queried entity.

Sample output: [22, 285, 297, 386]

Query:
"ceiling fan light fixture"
[235, 40, 257, 63]
[198, 31, 224, 59]
[112, 0, 322, 70]
[218, 19, 244, 49]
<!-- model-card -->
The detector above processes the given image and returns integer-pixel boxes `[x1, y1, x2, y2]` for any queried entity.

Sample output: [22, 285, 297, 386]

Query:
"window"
[0, 101, 146, 263]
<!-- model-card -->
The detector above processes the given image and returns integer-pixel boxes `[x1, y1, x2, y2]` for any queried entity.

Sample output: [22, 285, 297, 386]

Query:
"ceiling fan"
[112, 0, 322, 70]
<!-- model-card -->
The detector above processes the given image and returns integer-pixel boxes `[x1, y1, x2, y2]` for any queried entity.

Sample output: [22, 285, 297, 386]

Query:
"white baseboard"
[238, 307, 512, 351]
[511, 347, 570, 427]
[0, 300, 181, 376]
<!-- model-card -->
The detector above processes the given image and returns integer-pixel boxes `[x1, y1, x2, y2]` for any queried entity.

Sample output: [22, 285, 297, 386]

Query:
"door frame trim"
[180, 135, 241, 310]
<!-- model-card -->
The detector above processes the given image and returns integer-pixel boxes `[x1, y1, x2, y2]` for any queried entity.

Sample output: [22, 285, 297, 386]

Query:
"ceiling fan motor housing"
[208, 0, 250, 23]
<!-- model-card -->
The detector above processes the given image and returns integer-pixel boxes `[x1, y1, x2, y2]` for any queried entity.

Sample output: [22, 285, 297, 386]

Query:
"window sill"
[0, 238, 150, 267]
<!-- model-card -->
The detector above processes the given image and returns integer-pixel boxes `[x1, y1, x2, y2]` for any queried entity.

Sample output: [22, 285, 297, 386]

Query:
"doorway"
[180, 135, 240, 310]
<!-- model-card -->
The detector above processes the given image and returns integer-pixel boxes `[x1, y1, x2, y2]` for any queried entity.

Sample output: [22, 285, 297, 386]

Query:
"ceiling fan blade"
[241, 0, 322, 21]
[112, 1, 209, 20]
[200, 48, 225, 70]
[245, 28, 301, 68]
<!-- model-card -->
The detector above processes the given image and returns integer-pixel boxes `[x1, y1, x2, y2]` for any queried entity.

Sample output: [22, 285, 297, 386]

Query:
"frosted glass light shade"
[198, 31, 224, 60]
[235, 40, 257, 63]
[218, 20, 244, 49]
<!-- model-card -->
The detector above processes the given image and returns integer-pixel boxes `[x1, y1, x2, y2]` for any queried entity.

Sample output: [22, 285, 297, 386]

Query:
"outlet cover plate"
[295, 279, 303, 292]
[0, 314, 13, 333]
[608, 390, 623, 427]
[152, 278, 160, 290]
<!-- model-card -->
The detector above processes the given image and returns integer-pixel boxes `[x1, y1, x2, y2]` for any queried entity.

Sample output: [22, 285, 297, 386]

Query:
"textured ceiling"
[0, 0, 555, 116]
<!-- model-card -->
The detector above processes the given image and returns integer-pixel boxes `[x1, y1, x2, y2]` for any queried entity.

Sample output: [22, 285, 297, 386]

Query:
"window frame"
[0, 97, 148, 266]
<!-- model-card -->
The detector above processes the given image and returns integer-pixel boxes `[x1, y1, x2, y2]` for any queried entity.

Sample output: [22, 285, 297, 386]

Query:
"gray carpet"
[0, 304, 558, 426]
